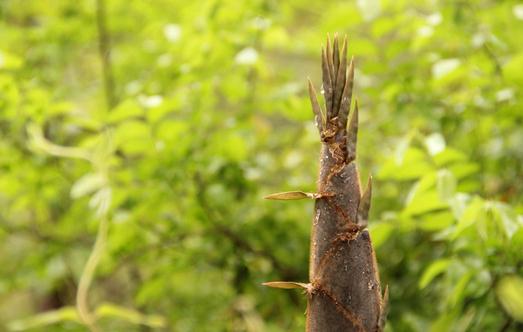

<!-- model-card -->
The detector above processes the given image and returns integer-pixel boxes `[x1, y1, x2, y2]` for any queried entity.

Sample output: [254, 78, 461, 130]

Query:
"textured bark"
[264, 35, 388, 331]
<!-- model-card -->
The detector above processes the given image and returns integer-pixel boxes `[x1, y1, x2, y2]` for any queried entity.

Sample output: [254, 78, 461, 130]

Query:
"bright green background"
[1, 0, 522, 331]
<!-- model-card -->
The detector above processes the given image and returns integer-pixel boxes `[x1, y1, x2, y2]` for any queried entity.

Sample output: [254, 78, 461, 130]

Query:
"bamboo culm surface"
[264, 34, 388, 332]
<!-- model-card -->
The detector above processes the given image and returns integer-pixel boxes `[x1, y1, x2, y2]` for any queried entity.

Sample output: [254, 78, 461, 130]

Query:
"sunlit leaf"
[419, 259, 452, 289]
[432, 59, 460, 79]
[419, 211, 454, 231]
[451, 196, 484, 240]
[89, 187, 112, 217]
[496, 275, 523, 322]
[448, 162, 479, 179]
[503, 53, 523, 85]
[449, 272, 473, 307]
[404, 191, 447, 216]
[71, 173, 106, 199]
[433, 148, 467, 167]
[113, 120, 153, 155]
[380, 147, 435, 181]
[108, 99, 143, 124]
[369, 222, 393, 248]
[425, 133, 446, 156]
[0, 50, 23, 69]
[437, 169, 456, 201]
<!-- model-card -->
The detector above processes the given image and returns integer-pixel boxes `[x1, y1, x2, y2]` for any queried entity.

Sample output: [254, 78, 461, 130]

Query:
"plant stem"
[76, 215, 108, 332]
[96, 0, 116, 110]
[306, 35, 386, 331]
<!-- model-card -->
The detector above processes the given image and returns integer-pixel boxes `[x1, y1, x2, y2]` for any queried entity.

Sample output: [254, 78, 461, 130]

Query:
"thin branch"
[74, 1, 116, 330]
[96, 0, 116, 110]
[499, 316, 513, 332]
[482, 43, 502, 77]
[76, 216, 108, 332]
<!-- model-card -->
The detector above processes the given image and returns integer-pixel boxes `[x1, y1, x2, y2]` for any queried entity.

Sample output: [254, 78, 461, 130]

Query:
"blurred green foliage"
[1, 0, 522, 331]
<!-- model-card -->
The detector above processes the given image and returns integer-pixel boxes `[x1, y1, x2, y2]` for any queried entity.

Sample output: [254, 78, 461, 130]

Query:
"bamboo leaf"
[262, 281, 311, 290]
[264, 191, 329, 200]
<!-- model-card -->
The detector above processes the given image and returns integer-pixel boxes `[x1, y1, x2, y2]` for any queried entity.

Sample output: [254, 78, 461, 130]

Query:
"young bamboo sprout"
[264, 34, 388, 332]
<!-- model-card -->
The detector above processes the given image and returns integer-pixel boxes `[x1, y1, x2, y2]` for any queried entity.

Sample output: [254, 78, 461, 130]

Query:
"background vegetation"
[1, 0, 522, 331]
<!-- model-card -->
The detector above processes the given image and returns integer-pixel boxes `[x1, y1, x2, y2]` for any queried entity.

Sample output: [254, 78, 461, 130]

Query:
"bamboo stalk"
[264, 35, 388, 332]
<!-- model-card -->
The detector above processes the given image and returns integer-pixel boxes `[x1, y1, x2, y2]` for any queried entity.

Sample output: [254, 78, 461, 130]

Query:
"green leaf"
[369, 222, 393, 248]
[448, 162, 479, 179]
[89, 187, 112, 217]
[437, 169, 456, 201]
[419, 211, 454, 231]
[451, 196, 484, 240]
[432, 59, 460, 79]
[71, 173, 106, 198]
[108, 99, 143, 124]
[429, 313, 455, 332]
[419, 259, 452, 289]
[95, 303, 166, 328]
[503, 53, 523, 85]
[449, 272, 473, 307]
[404, 191, 447, 216]
[406, 173, 437, 204]
[510, 228, 523, 257]
[0, 50, 23, 70]
[210, 132, 247, 162]
[113, 120, 153, 155]
[433, 148, 467, 167]
[379, 147, 435, 181]
[7, 307, 80, 331]
[496, 275, 523, 322]
[492, 202, 521, 238]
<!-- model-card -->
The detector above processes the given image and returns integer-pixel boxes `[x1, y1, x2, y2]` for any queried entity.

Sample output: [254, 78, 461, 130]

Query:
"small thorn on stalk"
[262, 281, 310, 290]
[263, 281, 314, 295]
[346, 99, 359, 163]
[379, 285, 390, 331]
[264, 191, 334, 200]
[357, 175, 372, 227]
[382, 285, 389, 308]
